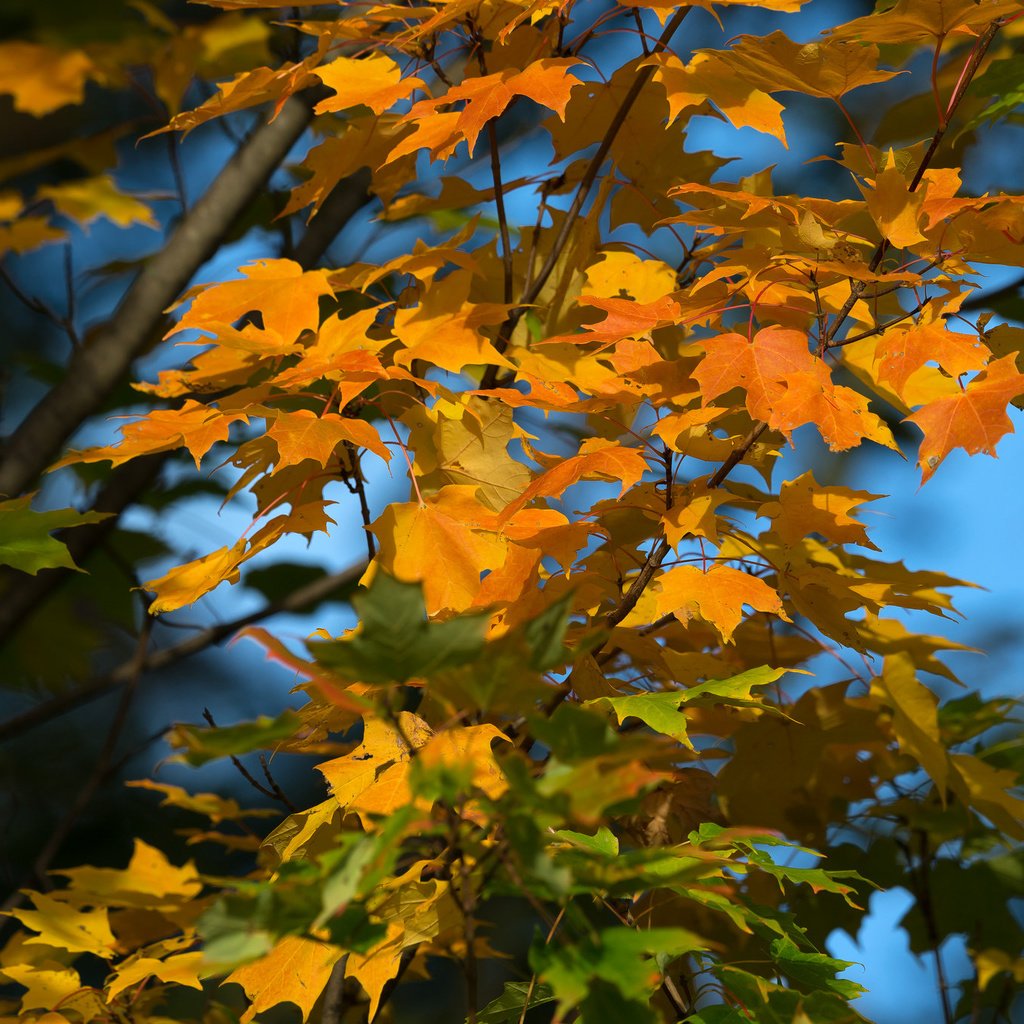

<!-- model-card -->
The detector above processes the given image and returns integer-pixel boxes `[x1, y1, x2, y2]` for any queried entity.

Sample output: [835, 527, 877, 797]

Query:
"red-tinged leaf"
[546, 294, 682, 351]
[907, 354, 1024, 481]
[499, 440, 649, 524]
[396, 58, 581, 157]
[693, 328, 896, 451]
[266, 410, 390, 468]
[238, 627, 368, 714]
[876, 319, 991, 399]
[168, 259, 333, 343]
[655, 565, 786, 643]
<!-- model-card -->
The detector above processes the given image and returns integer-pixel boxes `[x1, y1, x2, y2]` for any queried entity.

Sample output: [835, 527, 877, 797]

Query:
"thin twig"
[481, 4, 692, 391]
[202, 708, 296, 811]
[826, 17, 1005, 346]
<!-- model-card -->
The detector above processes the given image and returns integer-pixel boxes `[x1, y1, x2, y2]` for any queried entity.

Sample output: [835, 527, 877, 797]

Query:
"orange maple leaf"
[499, 440, 650, 523]
[546, 294, 683, 351]
[266, 410, 390, 468]
[169, 259, 333, 344]
[694, 328, 895, 451]
[396, 58, 581, 157]
[876, 319, 990, 399]
[314, 52, 424, 115]
[907, 354, 1024, 482]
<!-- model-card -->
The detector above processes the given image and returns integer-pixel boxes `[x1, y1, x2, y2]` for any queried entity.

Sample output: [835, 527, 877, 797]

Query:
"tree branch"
[0, 561, 366, 744]
[0, 167, 374, 648]
[0, 90, 324, 500]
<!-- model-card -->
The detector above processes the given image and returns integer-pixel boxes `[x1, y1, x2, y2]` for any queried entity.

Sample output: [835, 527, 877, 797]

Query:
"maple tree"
[1, 0, 1024, 1022]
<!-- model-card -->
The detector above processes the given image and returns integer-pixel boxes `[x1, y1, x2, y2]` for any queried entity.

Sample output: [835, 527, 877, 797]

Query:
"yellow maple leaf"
[105, 952, 204, 1000]
[655, 564, 785, 643]
[142, 541, 248, 614]
[8, 895, 116, 958]
[315, 52, 424, 115]
[870, 653, 948, 798]
[760, 470, 882, 549]
[1, 963, 81, 1013]
[54, 839, 202, 909]
[225, 935, 343, 1023]
[38, 176, 157, 230]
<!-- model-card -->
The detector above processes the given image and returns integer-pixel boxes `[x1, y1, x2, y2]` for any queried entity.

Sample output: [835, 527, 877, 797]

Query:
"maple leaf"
[395, 58, 581, 158]
[168, 259, 333, 343]
[499, 440, 649, 523]
[760, 471, 882, 550]
[154, 59, 319, 136]
[662, 479, 734, 547]
[142, 541, 248, 614]
[3, 962, 82, 1012]
[7, 895, 116, 958]
[370, 490, 507, 614]
[53, 839, 202, 908]
[226, 936, 344, 1023]
[547, 294, 683, 350]
[654, 565, 786, 643]
[832, 0, 1023, 43]
[907, 354, 1024, 481]
[647, 52, 787, 145]
[315, 52, 424, 115]
[266, 409, 390, 468]
[0, 43, 93, 116]
[706, 31, 901, 101]
[106, 953, 204, 1000]
[871, 653, 948, 798]
[693, 328, 897, 451]
[859, 149, 928, 249]
[876, 318, 991, 400]
[55, 401, 250, 470]
[0, 497, 111, 575]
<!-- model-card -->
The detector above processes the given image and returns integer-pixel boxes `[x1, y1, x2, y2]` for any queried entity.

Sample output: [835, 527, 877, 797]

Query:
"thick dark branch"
[0, 92, 321, 500]
[0, 561, 365, 744]
[0, 169, 373, 648]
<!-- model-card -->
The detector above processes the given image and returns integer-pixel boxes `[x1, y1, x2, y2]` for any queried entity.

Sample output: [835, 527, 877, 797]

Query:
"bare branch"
[0, 561, 366, 744]
[0, 91, 323, 499]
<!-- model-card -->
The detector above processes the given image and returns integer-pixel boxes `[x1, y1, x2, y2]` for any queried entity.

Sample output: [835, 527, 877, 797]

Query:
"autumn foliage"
[1, 0, 1024, 1022]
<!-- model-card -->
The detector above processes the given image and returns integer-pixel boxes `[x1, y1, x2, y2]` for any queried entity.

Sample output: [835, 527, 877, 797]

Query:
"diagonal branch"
[0, 169, 373, 649]
[0, 91, 323, 500]
[0, 561, 366, 744]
